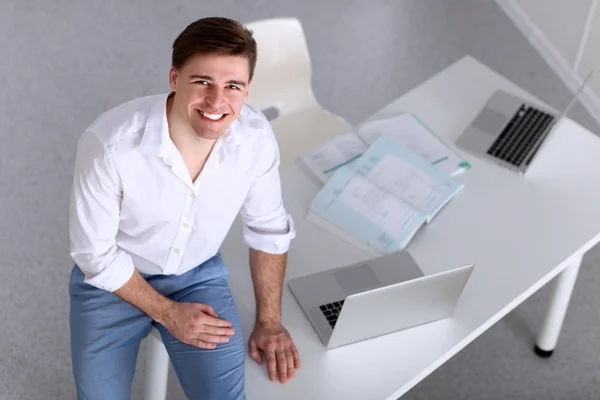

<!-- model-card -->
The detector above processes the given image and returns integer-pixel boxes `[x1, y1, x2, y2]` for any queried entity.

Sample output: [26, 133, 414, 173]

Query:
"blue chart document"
[308, 134, 464, 256]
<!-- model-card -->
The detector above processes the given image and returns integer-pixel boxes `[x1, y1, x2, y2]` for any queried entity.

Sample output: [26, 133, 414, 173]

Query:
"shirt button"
[189, 193, 196, 199]
[174, 248, 181, 254]
[183, 223, 190, 228]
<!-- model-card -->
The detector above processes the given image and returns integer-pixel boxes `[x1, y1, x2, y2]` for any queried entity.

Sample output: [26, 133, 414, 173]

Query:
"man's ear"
[169, 67, 179, 91]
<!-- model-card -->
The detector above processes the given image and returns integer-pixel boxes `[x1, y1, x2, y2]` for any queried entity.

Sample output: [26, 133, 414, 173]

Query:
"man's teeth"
[199, 111, 224, 120]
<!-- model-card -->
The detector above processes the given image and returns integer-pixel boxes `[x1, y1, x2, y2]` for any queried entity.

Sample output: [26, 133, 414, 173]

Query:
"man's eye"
[194, 80, 208, 85]
[227, 85, 240, 90]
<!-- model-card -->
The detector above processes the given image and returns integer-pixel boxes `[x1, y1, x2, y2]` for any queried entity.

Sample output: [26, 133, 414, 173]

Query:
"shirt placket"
[162, 188, 197, 275]
[161, 137, 229, 275]
[162, 151, 198, 275]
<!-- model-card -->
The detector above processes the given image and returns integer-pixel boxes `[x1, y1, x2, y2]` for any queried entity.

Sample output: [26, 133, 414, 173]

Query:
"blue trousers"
[69, 253, 245, 400]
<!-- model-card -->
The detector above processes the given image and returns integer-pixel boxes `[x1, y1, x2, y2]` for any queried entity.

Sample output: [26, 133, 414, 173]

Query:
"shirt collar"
[139, 93, 253, 163]
[139, 92, 172, 160]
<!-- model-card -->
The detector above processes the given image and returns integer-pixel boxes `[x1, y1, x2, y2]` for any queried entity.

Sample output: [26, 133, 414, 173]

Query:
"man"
[69, 17, 300, 400]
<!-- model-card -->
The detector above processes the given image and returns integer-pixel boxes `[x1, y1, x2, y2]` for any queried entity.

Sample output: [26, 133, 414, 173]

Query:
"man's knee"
[163, 280, 246, 399]
[163, 327, 245, 400]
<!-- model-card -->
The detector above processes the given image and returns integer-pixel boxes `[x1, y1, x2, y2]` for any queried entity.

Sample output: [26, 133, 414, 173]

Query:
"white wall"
[497, 0, 600, 125]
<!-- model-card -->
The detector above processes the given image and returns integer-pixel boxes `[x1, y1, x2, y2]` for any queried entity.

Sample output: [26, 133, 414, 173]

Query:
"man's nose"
[205, 87, 225, 109]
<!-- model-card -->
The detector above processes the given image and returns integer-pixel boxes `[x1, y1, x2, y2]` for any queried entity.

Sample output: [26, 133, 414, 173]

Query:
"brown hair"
[172, 17, 258, 81]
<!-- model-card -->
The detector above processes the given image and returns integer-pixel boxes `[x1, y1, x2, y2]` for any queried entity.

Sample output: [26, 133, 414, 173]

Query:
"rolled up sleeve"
[69, 131, 135, 292]
[240, 129, 296, 254]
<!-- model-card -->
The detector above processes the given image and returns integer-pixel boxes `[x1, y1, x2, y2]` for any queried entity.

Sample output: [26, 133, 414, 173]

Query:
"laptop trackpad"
[333, 264, 381, 295]
[472, 107, 509, 135]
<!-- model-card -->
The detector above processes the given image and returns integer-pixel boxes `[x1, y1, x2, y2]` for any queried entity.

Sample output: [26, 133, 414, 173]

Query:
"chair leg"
[144, 331, 169, 400]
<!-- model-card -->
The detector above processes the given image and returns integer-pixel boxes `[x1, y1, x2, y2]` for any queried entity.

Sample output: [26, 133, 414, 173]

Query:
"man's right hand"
[113, 271, 235, 349]
[164, 302, 236, 349]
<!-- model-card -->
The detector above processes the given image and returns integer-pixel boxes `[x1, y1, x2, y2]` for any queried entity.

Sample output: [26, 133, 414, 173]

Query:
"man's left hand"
[248, 322, 301, 383]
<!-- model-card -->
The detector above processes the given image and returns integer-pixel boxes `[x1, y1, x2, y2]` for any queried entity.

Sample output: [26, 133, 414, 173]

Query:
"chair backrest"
[243, 18, 352, 168]
[245, 18, 317, 117]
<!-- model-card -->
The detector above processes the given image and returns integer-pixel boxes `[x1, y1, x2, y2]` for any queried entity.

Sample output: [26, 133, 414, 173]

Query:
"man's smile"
[197, 109, 228, 121]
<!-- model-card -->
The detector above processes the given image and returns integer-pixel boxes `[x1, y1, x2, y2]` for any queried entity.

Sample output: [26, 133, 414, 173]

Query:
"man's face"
[169, 53, 251, 140]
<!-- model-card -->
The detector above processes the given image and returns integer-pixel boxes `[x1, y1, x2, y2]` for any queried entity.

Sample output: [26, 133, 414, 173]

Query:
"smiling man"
[68, 17, 299, 400]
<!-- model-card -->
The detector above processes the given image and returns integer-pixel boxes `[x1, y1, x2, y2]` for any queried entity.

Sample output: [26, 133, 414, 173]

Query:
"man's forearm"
[114, 270, 176, 325]
[249, 248, 287, 325]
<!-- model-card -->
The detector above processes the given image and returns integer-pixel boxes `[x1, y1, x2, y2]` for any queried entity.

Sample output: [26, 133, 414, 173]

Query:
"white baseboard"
[496, 0, 600, 128]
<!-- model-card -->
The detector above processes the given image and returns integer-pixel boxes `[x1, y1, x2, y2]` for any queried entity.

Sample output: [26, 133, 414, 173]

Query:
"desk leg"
[534, 254, 582, 357]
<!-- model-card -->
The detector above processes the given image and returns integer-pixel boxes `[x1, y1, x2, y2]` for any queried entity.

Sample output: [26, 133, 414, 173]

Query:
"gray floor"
[1, 0, 599, 399]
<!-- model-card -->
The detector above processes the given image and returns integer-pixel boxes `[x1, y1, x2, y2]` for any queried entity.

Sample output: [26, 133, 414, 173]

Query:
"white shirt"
[69, 93, 296, 292]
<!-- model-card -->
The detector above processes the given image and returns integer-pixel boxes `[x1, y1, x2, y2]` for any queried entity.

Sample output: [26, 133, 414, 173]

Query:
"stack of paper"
[304, 113, 467, 256]
[300, 113, 470, 184]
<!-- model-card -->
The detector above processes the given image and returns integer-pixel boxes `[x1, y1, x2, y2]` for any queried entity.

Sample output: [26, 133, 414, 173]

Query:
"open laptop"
[288, 251, 474, 349]
[456, 71, 594, 174]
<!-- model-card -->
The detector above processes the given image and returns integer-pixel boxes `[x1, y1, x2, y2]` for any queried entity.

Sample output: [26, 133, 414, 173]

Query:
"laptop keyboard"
[487, 104, 555, 168]
[320, 300, 345, 329]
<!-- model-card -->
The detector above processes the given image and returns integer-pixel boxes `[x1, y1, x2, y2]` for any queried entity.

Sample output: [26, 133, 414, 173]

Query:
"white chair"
[144, 328, 170, 400]
[142, 17, 351, 400]
[245, 17, 352, 168]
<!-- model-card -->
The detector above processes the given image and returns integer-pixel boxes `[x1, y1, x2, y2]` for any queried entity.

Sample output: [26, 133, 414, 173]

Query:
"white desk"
[219, 56, 600, 399]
